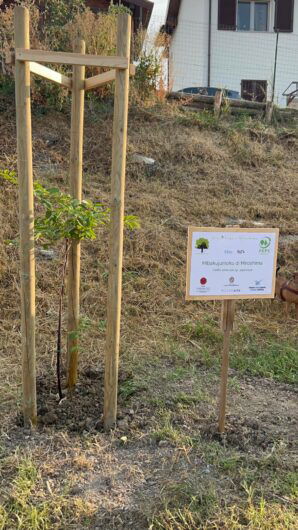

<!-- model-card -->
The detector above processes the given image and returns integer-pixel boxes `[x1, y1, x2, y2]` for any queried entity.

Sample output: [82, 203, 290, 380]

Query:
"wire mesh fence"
[147, 15, 298, 108]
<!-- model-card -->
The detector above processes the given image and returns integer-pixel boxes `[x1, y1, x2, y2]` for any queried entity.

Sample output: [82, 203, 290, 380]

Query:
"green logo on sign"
[260, 237, 271, 249]
[195, 237, 209, 253]
[259, 237, 271, 253]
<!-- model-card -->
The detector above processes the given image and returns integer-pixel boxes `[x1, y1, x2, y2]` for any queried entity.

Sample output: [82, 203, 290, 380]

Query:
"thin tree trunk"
[57, 239, 70, 400]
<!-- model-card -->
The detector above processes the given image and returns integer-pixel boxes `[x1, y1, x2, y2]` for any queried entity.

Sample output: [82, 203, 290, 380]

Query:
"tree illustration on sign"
[195, 238, 209, 253]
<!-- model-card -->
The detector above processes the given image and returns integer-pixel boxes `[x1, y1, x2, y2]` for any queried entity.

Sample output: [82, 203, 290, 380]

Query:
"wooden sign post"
[186, 227, 279, 433]
[218, 299, 235, 433]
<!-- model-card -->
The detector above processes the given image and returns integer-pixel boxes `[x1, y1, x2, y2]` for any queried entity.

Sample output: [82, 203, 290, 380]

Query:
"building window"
[238, 2, 250, 30]
[237, 1, 269, 31]
[241, 80, 268, 102]
[255, 3, 269, 30]
[218, 0, 294, 33]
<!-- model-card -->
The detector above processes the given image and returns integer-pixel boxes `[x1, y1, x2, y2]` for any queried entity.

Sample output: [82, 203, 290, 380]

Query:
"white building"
[163, 0, 298, 105]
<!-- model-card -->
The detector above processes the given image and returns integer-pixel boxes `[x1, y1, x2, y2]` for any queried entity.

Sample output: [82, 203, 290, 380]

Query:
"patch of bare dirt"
[10, 368, 297, 457]
[199, 375, 297, 452]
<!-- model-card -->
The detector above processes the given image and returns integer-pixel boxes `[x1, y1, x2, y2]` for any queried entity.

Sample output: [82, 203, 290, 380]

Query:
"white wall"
[169, 0, 209, 90]
[170, 0, 298, 105]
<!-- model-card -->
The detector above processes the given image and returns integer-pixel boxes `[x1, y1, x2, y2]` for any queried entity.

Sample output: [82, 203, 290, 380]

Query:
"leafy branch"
[1, 169, 139, 245]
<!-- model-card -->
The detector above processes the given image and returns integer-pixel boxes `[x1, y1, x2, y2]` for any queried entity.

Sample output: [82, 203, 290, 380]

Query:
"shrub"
[134, 51, 161, 101]
[0, 1, 163, 109]
[0, 2, 123, 108]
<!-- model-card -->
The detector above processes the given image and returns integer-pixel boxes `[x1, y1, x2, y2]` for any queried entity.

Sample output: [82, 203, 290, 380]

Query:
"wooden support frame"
[104, 13, 131, 431]
[16, 49, 129, 69]
[13, 6, 132, 428]
[14, 6, 37, 427]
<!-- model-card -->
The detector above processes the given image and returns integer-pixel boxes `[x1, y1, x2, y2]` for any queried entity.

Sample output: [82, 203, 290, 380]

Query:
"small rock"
[118, 419, 129, 430]
[132, 153, 155, 165]
[38, 406, 48, 416]
[36, 248, 56, 260]
[128, 409, 135, 416]
[42, 412, 57, 425]
[69, 423, 77, 432]
[45, 136, 59, 147]
[145, 478, 157, 485]
[23, 429, 32, 436]
[247, 420, 259, 430]
[69, 485, 83, 496]
[137, 420, 148, 428]
[158, 440, 169, 448]
[225, 217, 245, 226]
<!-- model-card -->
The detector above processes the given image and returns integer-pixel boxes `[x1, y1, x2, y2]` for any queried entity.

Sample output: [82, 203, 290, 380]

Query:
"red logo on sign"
[200, 277, 207, 285]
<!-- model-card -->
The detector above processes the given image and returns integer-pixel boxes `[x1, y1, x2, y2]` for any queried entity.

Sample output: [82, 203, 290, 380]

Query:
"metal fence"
[147, 16, 298, 107]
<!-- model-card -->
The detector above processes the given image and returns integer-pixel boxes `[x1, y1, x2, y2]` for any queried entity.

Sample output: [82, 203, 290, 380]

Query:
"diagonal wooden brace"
[29, 62, 72, 89]
[85, 64, 135, 91]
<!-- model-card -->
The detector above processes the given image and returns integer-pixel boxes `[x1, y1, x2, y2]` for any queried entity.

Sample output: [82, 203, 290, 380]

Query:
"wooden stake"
[104, 14, 131, 431]
[265, 101, 274, 124]
[214, 89, 223, 117]
[218, 299, 235, 433]
[67, 39, 85, 389]
[14, 6, 37, 427]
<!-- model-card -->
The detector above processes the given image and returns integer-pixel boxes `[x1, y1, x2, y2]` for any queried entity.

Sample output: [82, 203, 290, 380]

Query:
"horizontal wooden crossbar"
[29, 62, 72, 89]
[16, 49, 129, 69]
[85, 64, 136, 91]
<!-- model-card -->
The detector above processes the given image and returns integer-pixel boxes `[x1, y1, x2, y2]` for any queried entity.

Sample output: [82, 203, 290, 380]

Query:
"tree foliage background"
[0, 0, 162, 109]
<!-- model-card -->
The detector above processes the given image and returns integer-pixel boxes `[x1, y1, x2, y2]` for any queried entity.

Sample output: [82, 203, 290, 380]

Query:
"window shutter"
[275, 0, 294, 32]
[218, 0, 236, 30]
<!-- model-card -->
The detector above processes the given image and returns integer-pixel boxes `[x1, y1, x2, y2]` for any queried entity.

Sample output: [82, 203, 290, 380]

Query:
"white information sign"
[186, 227, 279, 300]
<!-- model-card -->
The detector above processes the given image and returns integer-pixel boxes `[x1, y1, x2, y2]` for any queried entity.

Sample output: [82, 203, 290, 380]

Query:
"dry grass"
[0, 100, 297, 528]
